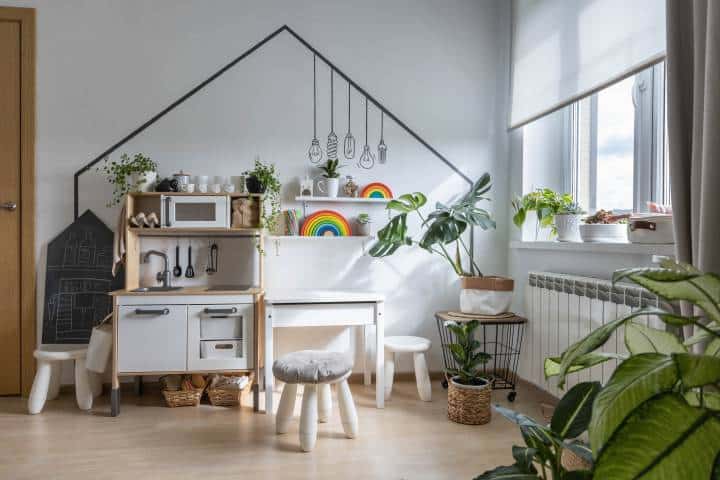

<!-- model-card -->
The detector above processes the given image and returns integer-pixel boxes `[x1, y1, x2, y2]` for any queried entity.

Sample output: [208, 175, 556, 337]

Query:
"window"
[525, 62, 669, 215]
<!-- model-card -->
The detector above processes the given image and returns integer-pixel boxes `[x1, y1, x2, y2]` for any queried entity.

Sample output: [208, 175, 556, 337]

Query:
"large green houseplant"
[478, 260, 720, 479]
[369, 174, 514, 315]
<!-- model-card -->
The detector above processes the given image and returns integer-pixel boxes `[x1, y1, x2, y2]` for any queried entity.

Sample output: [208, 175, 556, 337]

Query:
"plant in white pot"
[369, 173, 513, 315]
[355, 213, 372, 236]
[99, 153, 158, 207]
[512, 188, 584, 242]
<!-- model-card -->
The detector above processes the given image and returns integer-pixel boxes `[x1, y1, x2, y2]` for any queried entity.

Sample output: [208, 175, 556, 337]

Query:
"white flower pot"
[129, 171, 157, 192]
[459, 276, 515, 315]
[554, 214, 582, 242]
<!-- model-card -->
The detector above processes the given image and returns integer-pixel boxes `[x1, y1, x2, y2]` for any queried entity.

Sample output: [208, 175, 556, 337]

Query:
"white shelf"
[509, 240, 675, 256]
[267, 235, 374, 240]
[295, 196, 390, 204]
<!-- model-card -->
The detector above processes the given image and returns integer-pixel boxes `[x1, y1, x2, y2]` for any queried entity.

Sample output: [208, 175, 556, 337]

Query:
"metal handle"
[134, 308, 170, 316]
[630, 221, 657, 231]
[204, 307, 237, 315]
[1, 202, 17, 211]
[164, 196, 172, 227]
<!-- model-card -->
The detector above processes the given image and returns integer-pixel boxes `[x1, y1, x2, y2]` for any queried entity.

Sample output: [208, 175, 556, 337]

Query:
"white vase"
[317, 177, 340, 198]
[129, 171, 157, 192]
[554, 214, 582, 242]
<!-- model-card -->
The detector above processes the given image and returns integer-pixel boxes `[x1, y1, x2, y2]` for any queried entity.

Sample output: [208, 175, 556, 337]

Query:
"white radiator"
[520, 271, 661, 397]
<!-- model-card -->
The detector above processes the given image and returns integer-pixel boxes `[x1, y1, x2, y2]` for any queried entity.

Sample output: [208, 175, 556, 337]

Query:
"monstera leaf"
[368, 213, 412, 257]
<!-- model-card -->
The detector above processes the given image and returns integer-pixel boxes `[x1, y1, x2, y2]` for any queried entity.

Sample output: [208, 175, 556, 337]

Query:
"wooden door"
[0, 7, 34, 396]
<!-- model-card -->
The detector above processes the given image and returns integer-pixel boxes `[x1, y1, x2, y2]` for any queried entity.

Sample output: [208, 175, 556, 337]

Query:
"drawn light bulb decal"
[326, 70, 338, 162]
[308, 54, 323, 164]
[358, 96, 375, 169]
[378, 111, 387, 164]
[343, 82, 356, 159]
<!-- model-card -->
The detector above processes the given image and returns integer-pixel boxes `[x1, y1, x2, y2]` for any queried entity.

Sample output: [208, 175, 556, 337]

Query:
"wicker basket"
[561, 449, 592, 471]
[162, 387, 203, 407]
[207, 373, 255, 407]
[447, 376, 492, 425]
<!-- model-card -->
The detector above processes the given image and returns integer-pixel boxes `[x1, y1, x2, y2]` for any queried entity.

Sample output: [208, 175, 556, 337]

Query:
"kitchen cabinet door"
[117, 305, 187, 372]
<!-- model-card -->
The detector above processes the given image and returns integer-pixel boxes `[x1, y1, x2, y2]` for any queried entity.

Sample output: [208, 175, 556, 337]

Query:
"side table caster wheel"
[507, 391, 517, 402]
[441, 379, 448, 389]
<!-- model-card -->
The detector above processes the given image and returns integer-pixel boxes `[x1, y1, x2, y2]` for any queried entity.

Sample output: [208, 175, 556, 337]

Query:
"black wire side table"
[435, 311, 527, 402]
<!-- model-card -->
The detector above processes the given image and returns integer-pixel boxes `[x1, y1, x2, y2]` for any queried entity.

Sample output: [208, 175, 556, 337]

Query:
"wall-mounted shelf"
[128, 227, 263, 237]
[267, 235, 374, 240]
[130, 192, 264, 198]
[295, 196, 390, 204]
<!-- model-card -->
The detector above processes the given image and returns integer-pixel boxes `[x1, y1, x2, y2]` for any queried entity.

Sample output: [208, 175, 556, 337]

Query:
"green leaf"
[685, 326, 720, 346]
[589, 353, 678, 455]
[684, 391, 720, 411]
[613, 267, 701, 284]
[551, 382, 601, 439]
[556, 307, 668, 388]
[511, 446, 537, 474]
[628, 273, 720, 324]
[593, 393, 720, 479]
[707, 338, 720, 357]
[544, 352, 624, 379]
[624, 322, 687, 354]
[472, 465, 539, 480]
[674, 354, 720, 388]
[368, 213, 410, 257]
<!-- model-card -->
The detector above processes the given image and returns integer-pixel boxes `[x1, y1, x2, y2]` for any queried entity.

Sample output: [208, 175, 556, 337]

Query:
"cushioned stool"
[384, 336, 432, 402]
[28, 348, 102, 414]
[273, 350, 357, 452]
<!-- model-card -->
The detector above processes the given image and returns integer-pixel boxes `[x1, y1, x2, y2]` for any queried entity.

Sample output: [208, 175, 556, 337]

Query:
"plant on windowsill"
[98, 153, 158, 207]
[368, 173, 514, 315]
[446, 320, 493, 425]
[512, 188, 585, 242]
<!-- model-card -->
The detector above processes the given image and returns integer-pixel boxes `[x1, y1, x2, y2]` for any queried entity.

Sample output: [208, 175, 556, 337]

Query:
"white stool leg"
[74, 357, 93, 411]
[89, 371, 103, 398]
[384, 349, 395, 400]
[413, 352, 432, 402]
[28, 360, 52, 414]
[318, 383, 332, 423]
[299, 384, 318, 452]
[337, 379, 358, 439]
[48, 361, 62, 400]
[276, 383, 297, 434]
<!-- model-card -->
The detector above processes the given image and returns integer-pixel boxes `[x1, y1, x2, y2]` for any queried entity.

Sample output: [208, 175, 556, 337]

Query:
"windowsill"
[509, 240, 675, 256]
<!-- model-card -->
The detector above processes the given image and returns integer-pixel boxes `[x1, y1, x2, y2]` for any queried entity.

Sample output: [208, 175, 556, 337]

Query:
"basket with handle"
[207, 372, 255, 407]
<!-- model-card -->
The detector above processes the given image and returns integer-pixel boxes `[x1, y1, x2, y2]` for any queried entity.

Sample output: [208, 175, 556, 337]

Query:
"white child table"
[264, 289, 385, 413]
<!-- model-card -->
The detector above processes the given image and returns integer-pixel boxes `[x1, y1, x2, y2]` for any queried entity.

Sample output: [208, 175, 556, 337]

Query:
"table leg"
[264, 305, 274, 414]
[362, 325, 371, 385]
[375, 302, 385, 408]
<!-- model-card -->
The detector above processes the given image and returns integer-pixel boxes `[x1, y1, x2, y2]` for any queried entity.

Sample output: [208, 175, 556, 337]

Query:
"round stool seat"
[273, 350, 353, 384]
[384, 336, 431, 353]
[34, 348, 87, 362]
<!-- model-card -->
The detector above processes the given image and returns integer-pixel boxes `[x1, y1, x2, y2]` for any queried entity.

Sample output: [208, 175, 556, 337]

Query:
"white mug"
[211, 183, 222, 193]
[317, 177, 340, 198]
[198, 184, 208, 193]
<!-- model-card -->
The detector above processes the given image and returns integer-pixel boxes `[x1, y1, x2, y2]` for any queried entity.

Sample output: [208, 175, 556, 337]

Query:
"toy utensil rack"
[434, 311, 526, 402]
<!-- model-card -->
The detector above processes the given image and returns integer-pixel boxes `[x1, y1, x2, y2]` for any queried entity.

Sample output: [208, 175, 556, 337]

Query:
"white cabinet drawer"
[187, 304, 253, 371]
[270, 303, 375, 327]
[117, 305, 187, 373]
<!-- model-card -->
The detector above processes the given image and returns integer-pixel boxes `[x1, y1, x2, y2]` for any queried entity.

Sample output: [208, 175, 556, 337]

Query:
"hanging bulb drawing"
[308, 138, 323, 164]
[377, 111, 387, 164]
[326, 70, 338, 162]
[343, 82, 356, 159]
[358, 144, 375, 169]
[308, 53, 323, 164]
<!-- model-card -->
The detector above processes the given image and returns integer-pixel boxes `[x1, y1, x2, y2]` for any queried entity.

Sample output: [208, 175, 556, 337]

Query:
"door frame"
[1, 6, 35, 395]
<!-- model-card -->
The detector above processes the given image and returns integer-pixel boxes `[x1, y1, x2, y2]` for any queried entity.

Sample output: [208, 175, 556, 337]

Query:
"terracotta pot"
[459, 276, 514, 315]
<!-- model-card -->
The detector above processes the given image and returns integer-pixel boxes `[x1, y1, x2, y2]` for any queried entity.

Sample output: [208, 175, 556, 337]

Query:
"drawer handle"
[204, 307, 237, 315]
[215, 343, 234, 350]
[134, 308, 170, 316]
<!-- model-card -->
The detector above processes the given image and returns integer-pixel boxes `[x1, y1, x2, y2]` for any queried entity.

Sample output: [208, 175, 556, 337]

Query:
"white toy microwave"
[161, 195, 230, 228]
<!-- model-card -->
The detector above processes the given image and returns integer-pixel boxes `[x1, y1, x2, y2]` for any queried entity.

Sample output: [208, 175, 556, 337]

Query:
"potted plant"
[356, 213, 372, 236]
[99, 153, 158, 207]
[317, 158, 343, 198]
[512, 188, 584, 241]
[369, 173, 513, 315]
[446, 320, 492, 424]
[579, 209, 629, 243]
[243, 157, 281, 233]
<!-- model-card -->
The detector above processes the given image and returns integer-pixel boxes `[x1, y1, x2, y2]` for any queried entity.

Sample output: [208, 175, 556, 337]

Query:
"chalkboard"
[42, 210, 125, 344]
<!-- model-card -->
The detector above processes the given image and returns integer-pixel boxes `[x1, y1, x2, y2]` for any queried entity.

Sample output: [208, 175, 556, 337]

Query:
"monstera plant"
[479, 260, 720, 479]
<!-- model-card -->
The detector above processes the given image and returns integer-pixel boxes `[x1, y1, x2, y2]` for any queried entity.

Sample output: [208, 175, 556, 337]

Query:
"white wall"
[8, 0, 512, 375]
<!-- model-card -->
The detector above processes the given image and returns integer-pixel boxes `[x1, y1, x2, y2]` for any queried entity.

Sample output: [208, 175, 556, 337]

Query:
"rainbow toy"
[300, 210, 352, 237]
[360, 182, 393, 199]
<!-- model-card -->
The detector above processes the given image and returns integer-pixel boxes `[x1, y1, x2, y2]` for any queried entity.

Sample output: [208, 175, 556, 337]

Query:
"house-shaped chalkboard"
[42, 210, 124, 344]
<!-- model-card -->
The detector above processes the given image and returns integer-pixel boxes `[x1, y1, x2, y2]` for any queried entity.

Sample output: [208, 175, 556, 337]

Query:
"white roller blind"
[510, 0, 666, 129]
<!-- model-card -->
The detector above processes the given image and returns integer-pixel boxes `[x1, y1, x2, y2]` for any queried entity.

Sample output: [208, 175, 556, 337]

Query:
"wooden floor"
[0, 380, 554, 480]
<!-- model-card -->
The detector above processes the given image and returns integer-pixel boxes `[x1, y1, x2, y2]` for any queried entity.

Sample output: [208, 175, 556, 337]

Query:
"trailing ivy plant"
[244, 158, 281, 234]
[369, 173, 496, 277]
[446, 320, 491, 386]
[512, 188, 583, 238]
[540, 259, 720, 479]
[98, 153, 158, 207]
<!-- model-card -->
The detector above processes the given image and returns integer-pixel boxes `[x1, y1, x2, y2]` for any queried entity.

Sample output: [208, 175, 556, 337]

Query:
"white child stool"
[384, 336, 432, 402]
[28, 348, 102, 414]
[273, 350, 358, 452]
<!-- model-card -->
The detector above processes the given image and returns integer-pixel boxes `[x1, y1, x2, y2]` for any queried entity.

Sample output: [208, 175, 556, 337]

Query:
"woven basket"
[162, 387, 203, 407]
[561, 449, 592, 471]
[207, 373, 255, 407]
[447, 377, 492, 425]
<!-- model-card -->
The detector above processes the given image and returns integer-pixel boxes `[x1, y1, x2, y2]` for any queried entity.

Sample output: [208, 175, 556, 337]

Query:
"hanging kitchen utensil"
[308, 55, 323, 164]
[185, 244, 195, 278]
[378, 111, 387, 164]
[206, 242, 218, 275]
[173, 243, 182, 277]
[326, 70, 338, 163]
[358, 96, 375, 169]
[343, 82, 356, 159]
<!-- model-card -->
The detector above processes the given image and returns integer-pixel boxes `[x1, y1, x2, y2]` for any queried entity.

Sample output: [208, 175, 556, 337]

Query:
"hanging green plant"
[243, 158, 281, 234]
[98, 153, 158, 207]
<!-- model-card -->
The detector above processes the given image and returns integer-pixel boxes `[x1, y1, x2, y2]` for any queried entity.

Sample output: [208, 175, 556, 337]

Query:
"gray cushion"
[272, 350, 353, 384]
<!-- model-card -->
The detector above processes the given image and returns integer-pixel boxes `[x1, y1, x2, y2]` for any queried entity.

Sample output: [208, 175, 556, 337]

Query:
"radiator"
[520, 271, 661, 397]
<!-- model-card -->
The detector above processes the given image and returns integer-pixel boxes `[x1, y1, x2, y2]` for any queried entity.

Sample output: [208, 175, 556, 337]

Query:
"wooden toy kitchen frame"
[109, 192, 266, 416]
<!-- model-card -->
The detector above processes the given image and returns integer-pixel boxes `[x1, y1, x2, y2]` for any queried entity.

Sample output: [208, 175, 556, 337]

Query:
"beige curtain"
[666, 0, 720, 274]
